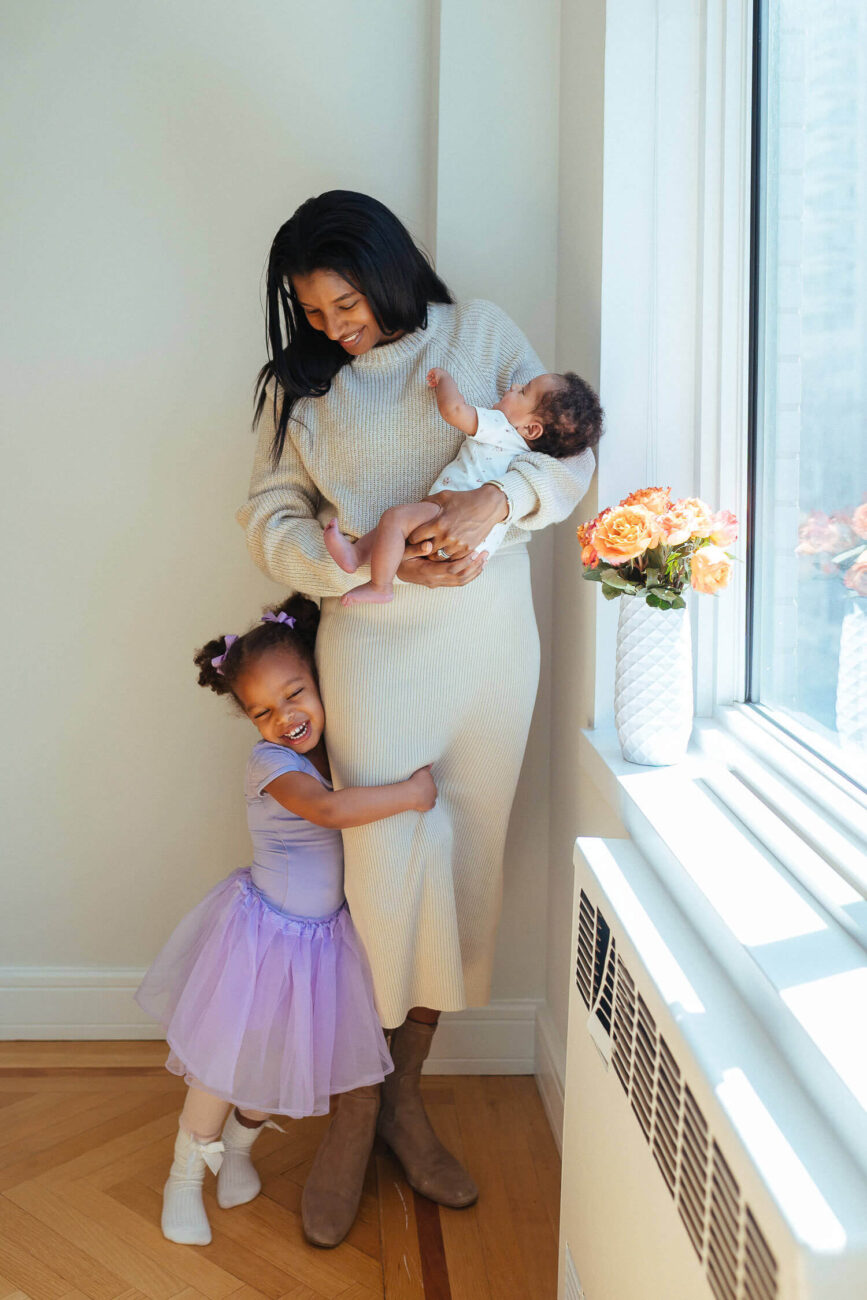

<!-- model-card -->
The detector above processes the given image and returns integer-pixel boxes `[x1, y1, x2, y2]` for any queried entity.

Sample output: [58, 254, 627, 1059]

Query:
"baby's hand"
[406, 764, 437, 812]
[427, 367, 447, 389]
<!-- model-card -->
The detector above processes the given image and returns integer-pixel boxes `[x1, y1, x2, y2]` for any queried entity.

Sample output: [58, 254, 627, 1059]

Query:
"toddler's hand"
[427, 367, 446, 388]
[407, 764, 437, 812]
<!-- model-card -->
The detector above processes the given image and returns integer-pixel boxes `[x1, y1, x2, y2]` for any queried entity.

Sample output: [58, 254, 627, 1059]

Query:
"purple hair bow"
[261, 611, 296, 628]
[211, 633, 238, 675]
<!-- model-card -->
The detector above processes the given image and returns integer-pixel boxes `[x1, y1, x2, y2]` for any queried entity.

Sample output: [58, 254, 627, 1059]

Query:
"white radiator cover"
[559, 837, 867, 1300]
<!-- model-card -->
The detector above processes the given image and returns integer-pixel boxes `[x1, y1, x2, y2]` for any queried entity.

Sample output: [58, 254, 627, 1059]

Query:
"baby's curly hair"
[194, 593, 320, 703]
[532, 372, 604, 459]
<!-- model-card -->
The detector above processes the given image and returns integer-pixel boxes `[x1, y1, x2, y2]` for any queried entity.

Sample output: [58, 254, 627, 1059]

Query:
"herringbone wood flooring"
[0, 1044, 560, 1300]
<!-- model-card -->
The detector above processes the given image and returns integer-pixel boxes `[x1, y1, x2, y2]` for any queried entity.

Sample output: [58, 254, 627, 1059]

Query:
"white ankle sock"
[161, 1125, 224, 1246]
[216, 1110, 284, 1210]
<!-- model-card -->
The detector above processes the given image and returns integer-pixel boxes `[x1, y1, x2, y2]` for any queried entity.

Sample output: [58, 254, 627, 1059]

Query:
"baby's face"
[495, 373, 562, 439]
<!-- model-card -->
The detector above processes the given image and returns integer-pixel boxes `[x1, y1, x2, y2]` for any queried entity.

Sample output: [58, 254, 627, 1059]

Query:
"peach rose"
[592, 504, 659, 565]
[690, 544, 732, 594]
[795, 511, 852, 555]
[844, 554, 867, 597]
[709, 509, 739, 547]
[620, 486, 672, 515]
[852, 503, 867, 541]
[660, 498, 713, 546]
[581, 542, 600, 569]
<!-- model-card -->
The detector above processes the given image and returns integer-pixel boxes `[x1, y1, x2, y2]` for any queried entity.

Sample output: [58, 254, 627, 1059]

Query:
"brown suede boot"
[301, 1083, 380, 1248]
[377, 1018, 478, 1208]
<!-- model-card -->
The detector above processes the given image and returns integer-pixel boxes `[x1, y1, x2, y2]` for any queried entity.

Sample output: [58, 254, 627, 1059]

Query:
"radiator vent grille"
[576, 890, 595, 1008]
[611, 958, 635, 1093]
[744, 1209, 778, 1300]
[680, 1085, 710, 1260]
[575, 889, 779, 1300]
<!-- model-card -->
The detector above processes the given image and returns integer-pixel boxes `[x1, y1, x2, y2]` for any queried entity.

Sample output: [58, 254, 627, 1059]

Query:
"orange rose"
[852, 503, 867, 540]
[592, 504, 659, 565]
[576, 507, 609, 549]
[709, 509, 739, 547]
[844, 554, 867, 596]
[620, 486, 672, 514]
[690, 544, 732, 594]
[581, 543, 599, 569]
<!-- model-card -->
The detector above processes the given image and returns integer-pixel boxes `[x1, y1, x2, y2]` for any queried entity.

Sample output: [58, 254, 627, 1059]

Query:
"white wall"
[0, 0, 562, 1046]
[538, 0, 624, 1118]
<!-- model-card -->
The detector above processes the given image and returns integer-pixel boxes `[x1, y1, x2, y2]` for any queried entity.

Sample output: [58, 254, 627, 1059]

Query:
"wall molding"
[0, 968, 543, 1074]
[534, 1001, 567, 1154]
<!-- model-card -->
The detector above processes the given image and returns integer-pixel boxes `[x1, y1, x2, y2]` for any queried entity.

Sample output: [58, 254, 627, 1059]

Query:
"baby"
[324, 366, 604, 605]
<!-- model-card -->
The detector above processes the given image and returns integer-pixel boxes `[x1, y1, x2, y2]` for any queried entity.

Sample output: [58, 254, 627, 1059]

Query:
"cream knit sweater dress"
[237, 299, 594, 1027]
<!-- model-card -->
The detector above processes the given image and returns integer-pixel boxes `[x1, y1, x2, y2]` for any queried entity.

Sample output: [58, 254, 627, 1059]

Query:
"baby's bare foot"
[340, 583, 395, 607]
[324, 518, 359, 574]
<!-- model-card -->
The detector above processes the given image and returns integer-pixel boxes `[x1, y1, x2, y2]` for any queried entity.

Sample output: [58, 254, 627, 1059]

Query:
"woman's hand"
[396, 549, 489, 588]
[404, 484, 509, 560]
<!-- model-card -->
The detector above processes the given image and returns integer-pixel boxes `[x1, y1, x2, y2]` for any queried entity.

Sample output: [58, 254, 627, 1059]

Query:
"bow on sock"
[185, 1137, 225, 1176]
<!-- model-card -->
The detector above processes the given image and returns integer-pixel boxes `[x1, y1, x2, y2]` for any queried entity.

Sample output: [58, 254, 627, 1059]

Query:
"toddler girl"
[135, 595, 436, 1248]
[324, 365, 603, 604]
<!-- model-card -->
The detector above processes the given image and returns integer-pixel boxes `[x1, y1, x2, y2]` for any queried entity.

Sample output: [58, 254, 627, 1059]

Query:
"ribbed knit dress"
[237, 299, 594, 1027]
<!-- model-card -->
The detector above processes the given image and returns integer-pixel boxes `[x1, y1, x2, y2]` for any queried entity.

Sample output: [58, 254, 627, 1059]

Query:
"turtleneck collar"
[350, 302, 448, 372]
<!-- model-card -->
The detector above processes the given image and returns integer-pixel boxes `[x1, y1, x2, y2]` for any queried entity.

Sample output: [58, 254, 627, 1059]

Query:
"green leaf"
[598, 570, 639, 593]
[601, 584, 622, 601]
[582, 567, 604, 582]
[670, 595, 686, 609]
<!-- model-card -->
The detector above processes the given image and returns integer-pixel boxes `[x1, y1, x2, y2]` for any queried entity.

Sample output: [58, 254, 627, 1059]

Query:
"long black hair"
[254, 190, 453, 464]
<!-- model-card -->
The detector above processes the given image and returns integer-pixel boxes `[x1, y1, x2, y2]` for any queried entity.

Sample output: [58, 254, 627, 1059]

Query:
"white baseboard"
[431, 999, 542, 1073]
[534, 1001, 567, 1153]
[0, 967, 542, 1074]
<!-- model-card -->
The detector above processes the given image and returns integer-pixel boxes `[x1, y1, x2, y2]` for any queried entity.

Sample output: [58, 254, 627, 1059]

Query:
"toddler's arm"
[427, 368, 479, 437]
[263, 765, 437, 829]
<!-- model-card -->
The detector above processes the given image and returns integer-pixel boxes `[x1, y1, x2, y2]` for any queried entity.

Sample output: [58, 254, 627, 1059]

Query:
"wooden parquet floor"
[0, 1043, 560, 1300]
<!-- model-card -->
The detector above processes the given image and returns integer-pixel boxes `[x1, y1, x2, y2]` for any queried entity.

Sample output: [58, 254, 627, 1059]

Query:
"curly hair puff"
[194, 593, 320, 703]
[532, 372, 604, 459]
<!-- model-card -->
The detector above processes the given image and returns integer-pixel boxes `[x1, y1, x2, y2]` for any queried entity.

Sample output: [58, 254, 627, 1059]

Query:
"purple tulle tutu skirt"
[135, 868, 392, 1117]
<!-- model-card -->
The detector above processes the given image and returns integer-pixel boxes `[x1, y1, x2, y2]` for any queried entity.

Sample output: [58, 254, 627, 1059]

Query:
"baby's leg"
[341, 501, 442, 607]
[324, 517, 376, 574]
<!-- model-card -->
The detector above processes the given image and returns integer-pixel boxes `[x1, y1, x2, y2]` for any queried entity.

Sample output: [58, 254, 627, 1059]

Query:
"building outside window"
[751, 0, 867, 789]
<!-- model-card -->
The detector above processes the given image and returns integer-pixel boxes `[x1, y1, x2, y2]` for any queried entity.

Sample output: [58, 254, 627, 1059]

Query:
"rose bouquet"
[577, 487, 738, 609]
[795, 500, 867, 598]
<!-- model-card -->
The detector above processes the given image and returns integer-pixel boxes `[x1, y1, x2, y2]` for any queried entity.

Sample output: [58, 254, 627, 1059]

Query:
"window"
[750, 0, 867, 789]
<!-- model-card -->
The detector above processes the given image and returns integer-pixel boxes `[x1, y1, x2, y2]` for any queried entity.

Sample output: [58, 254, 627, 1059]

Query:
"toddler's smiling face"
[234, 647, 325, 755]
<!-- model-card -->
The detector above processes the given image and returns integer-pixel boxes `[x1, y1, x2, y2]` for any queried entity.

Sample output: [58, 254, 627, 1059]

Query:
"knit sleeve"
[235, 389, 368, 599]
[470, 302, 596, 529]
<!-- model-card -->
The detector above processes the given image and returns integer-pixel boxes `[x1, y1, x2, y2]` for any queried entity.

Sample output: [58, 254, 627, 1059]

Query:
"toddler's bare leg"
[341, 501, 442, 607]
[181, 1084, 231, 1141]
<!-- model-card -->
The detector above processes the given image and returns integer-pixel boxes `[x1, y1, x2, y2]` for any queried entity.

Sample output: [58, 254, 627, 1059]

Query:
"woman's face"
[234, 646, 325, 754]
[292, 268, 396, 356]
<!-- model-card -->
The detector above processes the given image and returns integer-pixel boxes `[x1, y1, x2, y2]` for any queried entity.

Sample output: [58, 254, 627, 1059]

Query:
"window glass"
[752, 0, 867, 785]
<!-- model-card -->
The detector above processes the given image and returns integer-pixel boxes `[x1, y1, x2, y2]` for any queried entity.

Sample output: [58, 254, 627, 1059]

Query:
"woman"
[237, 191, 594, 1246]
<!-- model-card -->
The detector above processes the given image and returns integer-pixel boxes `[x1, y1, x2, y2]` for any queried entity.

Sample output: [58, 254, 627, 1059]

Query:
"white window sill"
[578, 710, 867, 1174]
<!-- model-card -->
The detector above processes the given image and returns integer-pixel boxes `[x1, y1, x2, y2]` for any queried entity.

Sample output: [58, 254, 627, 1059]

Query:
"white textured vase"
[836, 602, 867, 750]
[614, 595, 693, 766]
